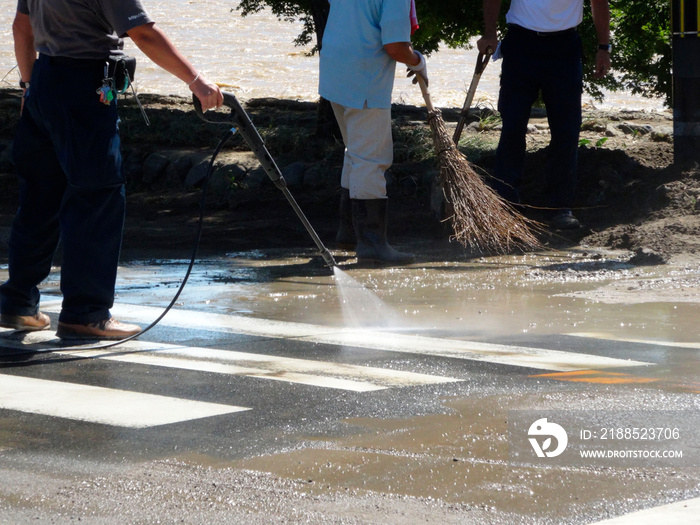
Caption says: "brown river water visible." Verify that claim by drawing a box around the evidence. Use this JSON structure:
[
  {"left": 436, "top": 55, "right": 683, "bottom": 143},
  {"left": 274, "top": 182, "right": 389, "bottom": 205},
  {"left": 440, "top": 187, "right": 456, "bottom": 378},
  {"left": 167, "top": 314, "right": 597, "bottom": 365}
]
[{"left": 1, "top": 0, "right": 664, "bottom": 112}]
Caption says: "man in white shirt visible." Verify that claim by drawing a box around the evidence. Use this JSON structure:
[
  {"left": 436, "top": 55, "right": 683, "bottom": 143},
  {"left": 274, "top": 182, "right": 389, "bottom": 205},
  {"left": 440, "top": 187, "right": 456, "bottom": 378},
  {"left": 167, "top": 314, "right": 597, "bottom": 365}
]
[{"left": 478, "top": 0, "right": 611, "bottom": 230}]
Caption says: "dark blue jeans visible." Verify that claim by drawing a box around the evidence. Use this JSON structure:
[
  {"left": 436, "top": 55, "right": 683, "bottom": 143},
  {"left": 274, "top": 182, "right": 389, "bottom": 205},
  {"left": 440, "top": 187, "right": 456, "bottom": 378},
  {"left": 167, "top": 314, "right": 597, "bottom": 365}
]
[
  {"left": 0, "top": 54, "right": 125, "bottom": 324},
  {"left": 493, "top": 25, "right": 583, "bottom": 210}
]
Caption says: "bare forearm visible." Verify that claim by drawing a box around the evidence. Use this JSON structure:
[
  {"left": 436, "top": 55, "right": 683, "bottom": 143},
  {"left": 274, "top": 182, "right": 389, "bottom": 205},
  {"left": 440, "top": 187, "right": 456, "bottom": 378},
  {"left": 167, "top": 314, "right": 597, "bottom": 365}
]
[
  {"left": 482, "top": 0, "right": 501, "bottom": 38},
  {"left": 383, "top": 42, "right": 420, "bottom": 66},
  {"left": 13, "top": 12, "right": 36, "bottom": 82},
  {"left": 591, "top": 0, "right": 611, "bottom": 78},
  {"left": 591, "top": 0, "right": 610, "bottom": 45},
  {"left": 127, "top": 22, "right": 198, "bottom": 84},
  {"left": 478, "top": 0, "right": 501, "bottom": 53},
  {"left": 127, "top": 21, "right": 222, "bottom": 111}
]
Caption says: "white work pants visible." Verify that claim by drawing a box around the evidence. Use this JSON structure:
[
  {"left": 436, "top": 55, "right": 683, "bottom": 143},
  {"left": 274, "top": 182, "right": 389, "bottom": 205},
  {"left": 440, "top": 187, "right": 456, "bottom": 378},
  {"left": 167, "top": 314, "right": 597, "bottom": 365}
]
[{"left": 331, "top": 102, "right": 393, "bottom": 199}]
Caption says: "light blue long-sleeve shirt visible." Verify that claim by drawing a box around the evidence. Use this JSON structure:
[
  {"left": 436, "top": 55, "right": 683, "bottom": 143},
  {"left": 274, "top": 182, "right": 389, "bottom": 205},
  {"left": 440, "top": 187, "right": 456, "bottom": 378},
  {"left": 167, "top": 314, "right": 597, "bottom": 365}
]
[{"left": 319, "top": 0, "right": 412, "bottom": 109}]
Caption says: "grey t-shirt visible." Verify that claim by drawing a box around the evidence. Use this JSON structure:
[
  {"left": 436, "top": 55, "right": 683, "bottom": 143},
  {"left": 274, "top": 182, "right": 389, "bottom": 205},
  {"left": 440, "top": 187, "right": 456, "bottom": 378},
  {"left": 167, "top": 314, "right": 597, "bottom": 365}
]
[{"left": 17, "top": 0, "right": 153, "bottom": 59}]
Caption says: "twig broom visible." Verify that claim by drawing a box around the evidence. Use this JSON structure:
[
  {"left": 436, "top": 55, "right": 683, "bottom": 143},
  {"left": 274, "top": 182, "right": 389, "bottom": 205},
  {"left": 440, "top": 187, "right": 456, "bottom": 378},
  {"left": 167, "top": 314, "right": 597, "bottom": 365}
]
[{"left": 416, "top": 76, "right": 543, "bottom": 253}]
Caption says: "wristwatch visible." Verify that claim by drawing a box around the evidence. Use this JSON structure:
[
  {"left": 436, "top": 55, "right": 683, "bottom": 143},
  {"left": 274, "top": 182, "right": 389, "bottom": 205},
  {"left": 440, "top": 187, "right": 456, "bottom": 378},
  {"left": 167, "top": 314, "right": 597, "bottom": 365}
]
[
  {"left": 598, "top": 44, "right": 611, "bottom": 52},
  {"left": 19, "top": 80, "right": 29, "bottom": 89}
]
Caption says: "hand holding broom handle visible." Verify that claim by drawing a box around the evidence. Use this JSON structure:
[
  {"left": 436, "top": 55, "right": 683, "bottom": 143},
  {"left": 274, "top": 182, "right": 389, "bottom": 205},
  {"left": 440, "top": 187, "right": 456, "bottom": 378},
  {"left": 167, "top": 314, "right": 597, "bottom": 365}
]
[{"left": 453, "top": 51, "right": 492, "bottom": 145}]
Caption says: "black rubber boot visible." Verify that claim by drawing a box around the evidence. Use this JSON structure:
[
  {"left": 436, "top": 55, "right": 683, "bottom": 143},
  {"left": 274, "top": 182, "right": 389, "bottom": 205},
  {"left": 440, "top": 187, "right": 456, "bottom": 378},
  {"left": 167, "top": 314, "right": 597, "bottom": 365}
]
[
  {"left": 335, "top": 188, "right": 356, "bottom": 248},
  {"left": 352, "top": 199, "right": 415, "bottom": 265}
]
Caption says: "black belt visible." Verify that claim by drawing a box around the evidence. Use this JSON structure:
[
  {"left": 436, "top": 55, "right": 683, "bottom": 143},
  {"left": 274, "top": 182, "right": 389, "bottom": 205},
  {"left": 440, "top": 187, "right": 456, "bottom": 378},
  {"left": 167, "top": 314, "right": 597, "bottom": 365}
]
[
  {"left": 41, "top": 54, "right": 109, "bottom": 68},
  {"left": 508, "top": 24, "right": 577, "bottom": 37}
]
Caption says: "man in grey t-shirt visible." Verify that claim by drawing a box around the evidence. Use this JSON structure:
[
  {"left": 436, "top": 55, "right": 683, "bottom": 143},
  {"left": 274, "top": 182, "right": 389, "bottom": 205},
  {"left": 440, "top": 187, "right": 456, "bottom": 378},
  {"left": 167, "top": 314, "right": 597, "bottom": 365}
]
[
  {"left": 17, "top": 0, "right": 151, "bottom": 59},
  {"left": 0, "top": 0, "right": 223, "bottom": 340}
]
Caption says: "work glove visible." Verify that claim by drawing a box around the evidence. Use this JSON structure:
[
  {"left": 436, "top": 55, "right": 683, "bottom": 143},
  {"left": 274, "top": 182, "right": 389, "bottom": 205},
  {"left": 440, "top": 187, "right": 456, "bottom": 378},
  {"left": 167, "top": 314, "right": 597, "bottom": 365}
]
[{"left": 406, "top": 51, "right": 428, "bottom": 87}]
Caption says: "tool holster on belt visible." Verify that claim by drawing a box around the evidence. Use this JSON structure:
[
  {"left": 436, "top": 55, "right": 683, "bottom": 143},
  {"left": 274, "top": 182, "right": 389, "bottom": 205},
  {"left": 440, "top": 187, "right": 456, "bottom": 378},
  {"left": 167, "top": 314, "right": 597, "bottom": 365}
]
[{"left": 108, "top": 55, "right": 136, "bottom": 93}]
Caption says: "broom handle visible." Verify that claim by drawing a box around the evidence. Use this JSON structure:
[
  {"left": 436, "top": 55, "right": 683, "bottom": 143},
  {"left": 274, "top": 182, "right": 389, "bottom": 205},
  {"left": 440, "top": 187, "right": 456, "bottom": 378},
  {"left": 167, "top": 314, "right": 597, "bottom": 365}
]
[
  {"left": 416, "top": 76, "right": 435, "bottom": 113},
  {"left": 453, "top": 51, "right": 492, "bottom": 144}
]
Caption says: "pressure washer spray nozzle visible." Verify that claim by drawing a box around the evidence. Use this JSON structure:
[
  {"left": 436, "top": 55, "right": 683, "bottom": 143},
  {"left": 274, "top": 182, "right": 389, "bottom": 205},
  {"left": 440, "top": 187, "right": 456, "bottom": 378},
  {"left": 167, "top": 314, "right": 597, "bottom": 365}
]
[{"left": 320, "top": 248, "right": 337, "bottom": 269}]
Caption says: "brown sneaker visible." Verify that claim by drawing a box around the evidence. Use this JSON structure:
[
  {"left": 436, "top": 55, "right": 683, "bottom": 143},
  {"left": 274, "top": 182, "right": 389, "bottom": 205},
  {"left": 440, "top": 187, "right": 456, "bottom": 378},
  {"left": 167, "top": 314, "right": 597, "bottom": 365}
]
[
  {"left": 0, "top": 312, "right": 51, "bottom": 332},
  {"left": 56, "top": 318, "right": 142, "bottom": 340}
]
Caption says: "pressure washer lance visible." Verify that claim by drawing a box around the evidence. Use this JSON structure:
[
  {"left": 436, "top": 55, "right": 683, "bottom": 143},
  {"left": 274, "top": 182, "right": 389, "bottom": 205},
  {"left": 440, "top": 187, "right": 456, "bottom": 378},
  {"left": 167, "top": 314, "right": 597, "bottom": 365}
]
[{"left": 193, "top": 92, "right": 336, "bottom": 269}]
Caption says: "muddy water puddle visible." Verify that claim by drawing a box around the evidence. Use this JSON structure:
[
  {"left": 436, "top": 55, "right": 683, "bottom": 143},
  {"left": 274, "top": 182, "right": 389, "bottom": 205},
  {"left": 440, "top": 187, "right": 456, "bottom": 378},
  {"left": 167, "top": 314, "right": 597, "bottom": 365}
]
[
  {"left": 207, "top": 393, "right": 699, "bottom": 520},
  {"left": 100, "top": 247, "right": 700, "bottom": 391},
  {"left": 105, "top": 247, "right": 700, "bottom": 343},
  {"left": 5, "top": 247, "right": 698, "bottom": 381}
]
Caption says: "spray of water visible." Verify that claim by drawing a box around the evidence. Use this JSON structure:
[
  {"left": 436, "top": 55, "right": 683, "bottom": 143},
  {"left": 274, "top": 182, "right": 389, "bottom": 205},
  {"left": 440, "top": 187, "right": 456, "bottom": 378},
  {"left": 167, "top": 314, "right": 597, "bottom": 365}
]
[{"left": 332, "top": 266, "right": 404, "bottom": 329}]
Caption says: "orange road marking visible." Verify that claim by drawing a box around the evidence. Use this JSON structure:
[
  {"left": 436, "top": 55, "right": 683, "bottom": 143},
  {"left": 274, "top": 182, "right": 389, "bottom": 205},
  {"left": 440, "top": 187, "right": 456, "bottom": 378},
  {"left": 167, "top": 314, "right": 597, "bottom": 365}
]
[{"left": 530, "top": 370, "right": 660, "bottom": 385}]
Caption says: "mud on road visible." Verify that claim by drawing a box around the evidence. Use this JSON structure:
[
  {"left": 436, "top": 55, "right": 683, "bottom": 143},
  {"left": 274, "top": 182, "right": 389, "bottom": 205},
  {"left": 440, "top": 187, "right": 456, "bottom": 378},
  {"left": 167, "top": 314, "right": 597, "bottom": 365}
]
[{"left": 1, "top": 88, "right": 698, "bottom": 265}]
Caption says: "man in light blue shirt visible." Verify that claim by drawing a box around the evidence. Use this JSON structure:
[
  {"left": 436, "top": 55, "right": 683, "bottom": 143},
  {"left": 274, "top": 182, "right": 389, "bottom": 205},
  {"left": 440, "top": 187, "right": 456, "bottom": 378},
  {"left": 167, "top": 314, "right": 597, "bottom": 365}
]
[{"left": 319, "top": 0, "right": 427, "bottom": 265}]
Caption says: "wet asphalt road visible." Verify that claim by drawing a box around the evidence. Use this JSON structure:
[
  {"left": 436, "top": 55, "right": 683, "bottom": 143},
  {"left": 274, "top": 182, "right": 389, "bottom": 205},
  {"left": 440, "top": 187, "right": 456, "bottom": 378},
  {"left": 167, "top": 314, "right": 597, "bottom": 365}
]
[{"left": 1, "top": 248, "right": 699, "bottom": 523}]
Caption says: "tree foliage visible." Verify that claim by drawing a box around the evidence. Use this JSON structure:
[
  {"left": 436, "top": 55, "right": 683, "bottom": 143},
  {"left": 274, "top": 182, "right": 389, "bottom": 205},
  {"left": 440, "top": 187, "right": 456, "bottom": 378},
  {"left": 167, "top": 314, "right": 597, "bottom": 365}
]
[
  {"left": 237, "top": 0, "right": 323, "bottom": 48},
  {"left": 235, "top": 0, "right": 673, "bottom": 106},
  {"left": 607, "top": 0, "right": 671, "bottom": 105},
  {"left": 235, "top": 0, "right": 485, "bottom": 52}
]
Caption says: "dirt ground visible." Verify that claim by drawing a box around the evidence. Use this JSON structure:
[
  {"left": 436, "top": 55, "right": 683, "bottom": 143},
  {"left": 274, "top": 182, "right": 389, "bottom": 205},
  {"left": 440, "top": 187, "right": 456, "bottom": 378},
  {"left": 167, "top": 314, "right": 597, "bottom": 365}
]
[{"left": 1, "top": 88, "right": 699, "bottom": 266}]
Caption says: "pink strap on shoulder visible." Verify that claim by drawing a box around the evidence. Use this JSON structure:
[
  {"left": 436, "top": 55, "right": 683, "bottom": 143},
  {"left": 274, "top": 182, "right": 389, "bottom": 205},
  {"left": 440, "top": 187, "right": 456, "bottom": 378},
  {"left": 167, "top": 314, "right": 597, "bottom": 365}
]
[{"left": 410, "top": 0, "right": 419, "bottom": 34}]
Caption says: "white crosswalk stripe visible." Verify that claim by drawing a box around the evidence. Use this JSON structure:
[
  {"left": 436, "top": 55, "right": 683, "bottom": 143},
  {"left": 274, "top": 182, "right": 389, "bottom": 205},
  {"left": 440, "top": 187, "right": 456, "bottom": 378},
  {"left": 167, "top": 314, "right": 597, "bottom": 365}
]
[
  {"left": 68, "top": 346, "right": 458, "bottom": 391},
  {"left": 0, "top": 331, "right": 460, "bottom": 392},
  {"left": 1, "top": 301, "right": 653, "bottom": 427},
  {"left": 567, "top": 332, "right": 700, "bottom": 349},
  {"left": 86, "top": 301, "right": 652, "bottom": 372},
  {"left": 0, "top": 374, "right": 249, "bottom": 428}
]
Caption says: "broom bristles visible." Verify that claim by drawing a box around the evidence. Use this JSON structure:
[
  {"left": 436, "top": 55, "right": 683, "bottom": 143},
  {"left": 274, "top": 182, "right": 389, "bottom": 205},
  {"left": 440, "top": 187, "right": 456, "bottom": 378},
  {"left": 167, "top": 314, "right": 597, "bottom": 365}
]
[{"left": 427, "top": 109, "right": 543, "bottom": 253}]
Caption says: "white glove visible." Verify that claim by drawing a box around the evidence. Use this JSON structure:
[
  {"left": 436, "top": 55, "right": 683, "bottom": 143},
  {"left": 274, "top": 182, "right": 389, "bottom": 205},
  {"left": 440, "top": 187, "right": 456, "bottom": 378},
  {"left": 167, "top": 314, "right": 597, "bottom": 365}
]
[
  {"left": 492, "top": 41, "right": 503, "bottom": 61},
  {"left": 406, "top": 51, "right": 428, "bottom": 86}
]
